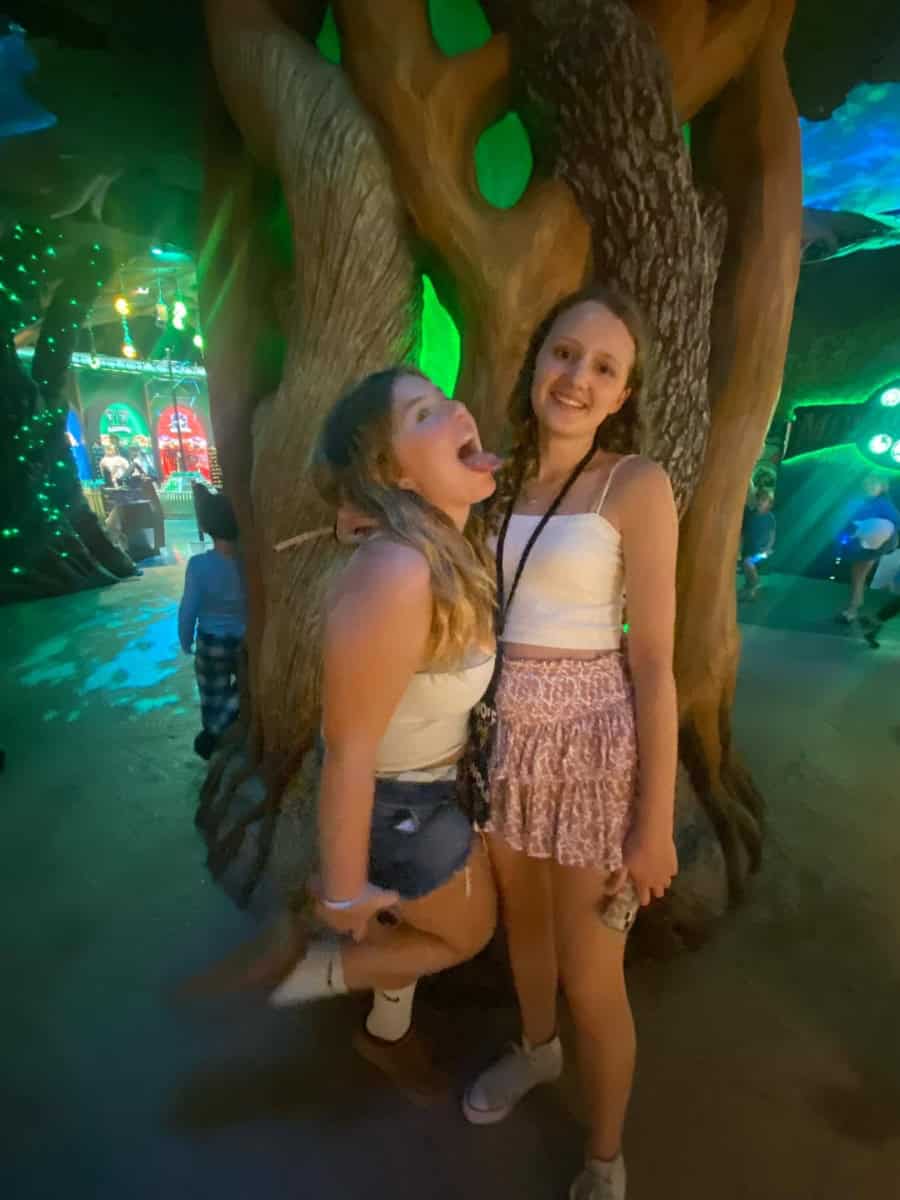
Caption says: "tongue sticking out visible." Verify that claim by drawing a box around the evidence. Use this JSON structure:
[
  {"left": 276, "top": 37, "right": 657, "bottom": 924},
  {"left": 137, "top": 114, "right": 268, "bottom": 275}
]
[{"left": 460, "top": 448, "right": 503, "bottom": 474}]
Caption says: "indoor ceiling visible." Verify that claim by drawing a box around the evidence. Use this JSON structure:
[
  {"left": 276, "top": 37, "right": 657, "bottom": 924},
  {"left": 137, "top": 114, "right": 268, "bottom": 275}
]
[{"left": 1, "top": 2, "right": 899, "bottom": 280}]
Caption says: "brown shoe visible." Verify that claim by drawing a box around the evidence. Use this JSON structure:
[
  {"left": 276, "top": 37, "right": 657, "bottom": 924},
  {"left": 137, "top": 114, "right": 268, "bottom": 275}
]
[{"left": 352, "top": 1025, "right": 450, "bottom": 1106}]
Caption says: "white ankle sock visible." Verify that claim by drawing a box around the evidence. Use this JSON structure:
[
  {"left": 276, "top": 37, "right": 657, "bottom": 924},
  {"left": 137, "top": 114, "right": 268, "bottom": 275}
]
[
  {"left": 365, "top": 982, "right": 416, "bottom": 1042},
  {"left": 269, "top": 938, "right": 347, "bottom": 1008}
]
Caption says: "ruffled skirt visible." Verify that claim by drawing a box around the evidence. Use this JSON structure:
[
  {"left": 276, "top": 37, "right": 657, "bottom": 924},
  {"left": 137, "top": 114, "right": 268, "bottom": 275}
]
[{"left": 485, "top": 653, "right": 638, "bottom": 871}]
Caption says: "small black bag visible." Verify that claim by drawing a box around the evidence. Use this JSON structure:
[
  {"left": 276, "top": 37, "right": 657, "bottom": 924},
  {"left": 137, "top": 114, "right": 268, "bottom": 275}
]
[{"left": 458, "top": 445, "right": 599, "bottom": 827}]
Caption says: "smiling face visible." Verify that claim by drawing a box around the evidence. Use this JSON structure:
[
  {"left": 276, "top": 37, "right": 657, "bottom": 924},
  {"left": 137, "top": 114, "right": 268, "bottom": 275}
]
[
  {"left": 389, "top": 373, "right": 497, "bottom": 524},
  {"left": 530, "top": 301, "right": 636, "bottom": 444}
]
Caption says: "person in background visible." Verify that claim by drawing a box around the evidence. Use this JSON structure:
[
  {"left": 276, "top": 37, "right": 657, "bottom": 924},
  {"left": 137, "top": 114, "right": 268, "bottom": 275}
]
[
  {"left": 127, "top": 444, "right": 156, "bottom": 482},
  {"left": 739, "top": 487, "right": 776, "bottom": 601},
  {"left": 99, "top": 437, "right": 130, "bottom": 486},
  {"left": 90, "top": 438, "right": 105, "bottom": 480},
  {"left": 860, "top": 542, "right": 900, "bottom": 649},
  {"left": 861, "top": 592, "right": 900, "bottom": 649},
  {"left": 178, "top": 485, "right": 247, "bottom": 759},
  {"left": 836, "top": 474, "right": 900, "bottom": 624}
]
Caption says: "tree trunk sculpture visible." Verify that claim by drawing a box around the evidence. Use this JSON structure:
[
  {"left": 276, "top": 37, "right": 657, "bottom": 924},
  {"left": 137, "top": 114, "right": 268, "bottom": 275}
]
[
  {"left": 0, "top": 232, "right": 137, "bottom": 604},
  {"left": 198, "top": 0, "right": 803, "bottom": 948}
]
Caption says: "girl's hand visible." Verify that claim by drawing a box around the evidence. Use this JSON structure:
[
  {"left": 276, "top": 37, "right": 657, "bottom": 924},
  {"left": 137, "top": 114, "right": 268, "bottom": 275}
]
[
  {"left": 622, "top": 825, "right": 678, "bottom": 907},
  {"left": 310, "top": 879, "right": 400, "bottom": 942},
  {"left": 334, "top": 504, "right": 379, "bottom": 545}
]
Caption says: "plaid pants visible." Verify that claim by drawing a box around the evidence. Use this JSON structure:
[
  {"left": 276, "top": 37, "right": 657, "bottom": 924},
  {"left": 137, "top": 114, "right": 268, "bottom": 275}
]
[{"left": 194, "top": 632, "right": 242, "bottom": 735}]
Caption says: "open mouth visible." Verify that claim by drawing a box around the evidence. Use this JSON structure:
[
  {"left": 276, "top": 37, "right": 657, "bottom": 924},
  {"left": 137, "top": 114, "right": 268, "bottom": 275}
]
[
  {"left": 457, "top": 434, "right": 482, "bottom": 462},
  {"left": 457, "top": 433, "right": 501, "bottom": 475}
]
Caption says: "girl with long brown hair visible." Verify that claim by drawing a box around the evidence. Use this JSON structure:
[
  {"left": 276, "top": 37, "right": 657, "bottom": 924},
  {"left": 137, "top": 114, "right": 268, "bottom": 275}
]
[
  {"left": 462, "top": 285, "right": 679, "bottom": 1200},
  {"left": 192, "top": 367, "right": 501, "bottom": 1087}
]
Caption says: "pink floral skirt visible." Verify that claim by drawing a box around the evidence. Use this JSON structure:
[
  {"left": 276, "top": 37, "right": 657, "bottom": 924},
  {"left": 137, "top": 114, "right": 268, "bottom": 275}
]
[{"left": 485, "top": 653, "right": 638, "bottom": 871}]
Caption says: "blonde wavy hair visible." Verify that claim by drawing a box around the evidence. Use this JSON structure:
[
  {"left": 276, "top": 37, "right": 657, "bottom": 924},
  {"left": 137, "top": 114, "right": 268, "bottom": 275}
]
[
  {"left": 312, "top": 367, "right": 496, "bottom": 668},
  {"left": 488, "top": 284, "right": 653, "bottom": 528}
]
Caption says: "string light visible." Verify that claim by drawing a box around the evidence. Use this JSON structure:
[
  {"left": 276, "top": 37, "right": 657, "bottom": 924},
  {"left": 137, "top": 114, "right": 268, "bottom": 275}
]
[{"left": 1, "top": 227, "right": 114, "bottom": 590}]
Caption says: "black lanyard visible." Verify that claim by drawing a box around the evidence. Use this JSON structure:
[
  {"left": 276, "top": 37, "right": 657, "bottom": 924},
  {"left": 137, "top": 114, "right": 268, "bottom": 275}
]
[{"left": 494, "top": 441, "right": 599, "bottom": 637}]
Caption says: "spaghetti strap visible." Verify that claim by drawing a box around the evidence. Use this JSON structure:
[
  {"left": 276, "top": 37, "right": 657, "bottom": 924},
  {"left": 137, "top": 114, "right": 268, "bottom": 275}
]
[{"left": 595, "top": 455, "right": 637, "bottom": 515}]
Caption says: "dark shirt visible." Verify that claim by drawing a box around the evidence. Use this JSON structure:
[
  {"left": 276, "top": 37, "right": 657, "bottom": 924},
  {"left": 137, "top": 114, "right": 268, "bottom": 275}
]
[{"left": 742, "top": 510, "right": 776, "bottom": 557}]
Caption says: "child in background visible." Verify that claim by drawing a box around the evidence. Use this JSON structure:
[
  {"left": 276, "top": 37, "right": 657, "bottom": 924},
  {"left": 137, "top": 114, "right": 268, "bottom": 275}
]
[
  {"left": 178, "top": 485, "right": 246, "bottom": 759},
  {"left": 836, "top": 474, "right": 900, "bottom": 624},
  {"left": 740, "top": 488, "right": 776, "bottom": 600}
]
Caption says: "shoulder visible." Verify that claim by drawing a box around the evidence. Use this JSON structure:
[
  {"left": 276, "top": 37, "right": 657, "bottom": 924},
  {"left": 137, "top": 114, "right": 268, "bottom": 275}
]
[
  {"left": 325, "top": 538, "right": 432, "bottom": 660},
  {"left": 614, "top": 457, "right": 677, "bottom": 543},
  {"left": 332, "top": 538, "right": 431, "bottom": 608},
  {"left": 615, "top": 456, "right": 673, "bottom": 508}
]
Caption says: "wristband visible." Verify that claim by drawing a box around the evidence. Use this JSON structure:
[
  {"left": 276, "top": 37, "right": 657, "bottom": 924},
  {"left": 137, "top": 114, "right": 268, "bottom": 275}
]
[{"left": 320, "top": 884, "right": 373, "bottom": 911}]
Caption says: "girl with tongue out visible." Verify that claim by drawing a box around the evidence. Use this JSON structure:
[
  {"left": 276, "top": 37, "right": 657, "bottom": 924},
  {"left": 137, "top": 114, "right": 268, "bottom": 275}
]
[
  {"left": 461, "top": 285, "right": 678, "bottom": 1200},
  {"left": 244, "top": 367, "right": 502, "bottom": 1089}
]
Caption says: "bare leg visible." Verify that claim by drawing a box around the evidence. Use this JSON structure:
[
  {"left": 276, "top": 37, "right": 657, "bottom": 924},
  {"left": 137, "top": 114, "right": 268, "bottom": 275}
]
[
  {"left": 486, "top": 834, "right": 558, "bottom": 1046},
  {"left": 552, "top": 861, "right": 635, "bottom": 1163},
  {"left": 340, "top": 837, "right": 496, "bottom": 991},
  {"left": 740, "top": 558, "right": 759, "bottom": 597},
  {"left": 847, "top": 559, "right": 875, "bottom": 616}
]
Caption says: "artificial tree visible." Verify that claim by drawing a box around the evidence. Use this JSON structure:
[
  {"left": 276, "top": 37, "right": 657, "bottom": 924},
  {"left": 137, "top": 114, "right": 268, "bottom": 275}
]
[
  {"left": 0, "top": 225, "right": 136, "bottom": 603},
  {"left": 197, "top": 0, "right": 802, "bottom": 945}
]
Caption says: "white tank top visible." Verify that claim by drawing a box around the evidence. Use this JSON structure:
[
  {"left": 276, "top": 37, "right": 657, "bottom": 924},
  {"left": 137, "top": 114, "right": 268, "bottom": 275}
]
[
  {"left": 490, "top": 457, "right": 632, "bottom": 652},
  {"left": 375, "top": 652, "right": 496, "bottom": 776}
]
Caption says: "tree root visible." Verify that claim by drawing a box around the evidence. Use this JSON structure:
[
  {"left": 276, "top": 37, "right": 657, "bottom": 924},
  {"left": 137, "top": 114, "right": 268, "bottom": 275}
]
[
  {"left": 679, "top": 716, "right": 763, "bottom": 906},
  {"left": 197, "top": 733, "right": 317, "bottom": 908}
]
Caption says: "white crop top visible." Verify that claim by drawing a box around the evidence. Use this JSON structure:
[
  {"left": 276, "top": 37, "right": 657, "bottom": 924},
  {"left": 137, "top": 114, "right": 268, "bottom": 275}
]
[
  {"left": 375, "top": 653, "right": 495, "bottom": 776},
  {"left": 490, "top": 458, "right": 632, "bottom": 652}
]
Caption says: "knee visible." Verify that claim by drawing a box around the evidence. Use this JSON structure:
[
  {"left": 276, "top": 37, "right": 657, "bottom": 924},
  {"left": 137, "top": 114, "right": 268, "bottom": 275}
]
[{"left": 561, "top": 961, "right": 629, "bottom": 1030}]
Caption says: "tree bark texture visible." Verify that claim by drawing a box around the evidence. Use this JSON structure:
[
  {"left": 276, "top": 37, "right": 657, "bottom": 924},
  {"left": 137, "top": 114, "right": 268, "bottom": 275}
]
[
  {"left": 675, "top": 0, "right": 803, "bottom": 907},
  {"left": 198, "top": 0, "right": 803, "bottom": 941}
]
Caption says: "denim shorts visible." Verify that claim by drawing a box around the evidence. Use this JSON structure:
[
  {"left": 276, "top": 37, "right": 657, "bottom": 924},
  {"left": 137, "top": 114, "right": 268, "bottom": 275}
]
[{"left": 369, "top": 776, "right": 474, "bottom": 901}]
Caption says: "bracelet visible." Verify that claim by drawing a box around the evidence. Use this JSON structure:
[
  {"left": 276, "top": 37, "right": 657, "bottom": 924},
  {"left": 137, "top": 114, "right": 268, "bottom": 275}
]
[{"left": 320, "top": 886, "right": 370, "bottom": 912}]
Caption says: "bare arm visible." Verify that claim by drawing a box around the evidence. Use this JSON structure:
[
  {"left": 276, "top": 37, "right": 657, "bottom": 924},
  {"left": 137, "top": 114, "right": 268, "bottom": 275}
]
[
  {"left": 620, "top": 460, "right": 680, "bottom": 903},
  {"left": 319, "top": 540, "right": 432, "bottom": 905}
]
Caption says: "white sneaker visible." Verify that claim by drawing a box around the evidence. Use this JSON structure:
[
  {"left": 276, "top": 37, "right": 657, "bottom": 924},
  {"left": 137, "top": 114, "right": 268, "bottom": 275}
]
[
  {"left": 570, "top": 1155, "right": 627, "bottom": 1200},
  {"left": 462, "top": 1036, "right": 563, "bottom": 1125}
]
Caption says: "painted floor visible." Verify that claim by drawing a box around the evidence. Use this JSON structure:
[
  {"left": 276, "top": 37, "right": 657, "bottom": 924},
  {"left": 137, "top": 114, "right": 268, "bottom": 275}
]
[{"left": 2, "top": 550, "right": 899, "bottom": 1199}]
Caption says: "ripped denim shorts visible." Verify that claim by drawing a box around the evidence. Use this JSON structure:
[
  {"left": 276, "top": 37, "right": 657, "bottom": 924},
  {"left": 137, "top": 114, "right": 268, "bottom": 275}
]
[{"left": 368, "top": 775, "right": 474, "bottom": 901}]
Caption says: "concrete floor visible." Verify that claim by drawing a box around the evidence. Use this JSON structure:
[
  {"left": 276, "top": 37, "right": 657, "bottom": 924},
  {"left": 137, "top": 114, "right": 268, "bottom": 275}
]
[{"left": 2, "top": 559, "right": 899, "bottom": 1199}]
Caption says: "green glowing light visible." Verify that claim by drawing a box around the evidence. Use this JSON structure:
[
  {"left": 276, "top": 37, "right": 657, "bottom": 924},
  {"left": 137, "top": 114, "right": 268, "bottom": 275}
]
[
  {"left": 428, "top": 0, "right": 491, "bottom": 54},
  {"left": 316, "top": 6, "right": 341, "bottom": 63},
  {"left": 868, "top": 433, "right": 893, "bottom": 455},
  {"left": 418, "top": 274, "right": 460, "bottom": 397},
  {"left": 193, "top": 334, "right": 204, "bottom": 349},
  {"left": 476, "top": 113, "right": 533, "bottom": 210},
  {"left": 880, "top": 387, "right": 900, "bottom": 408},
  {"left": 11, "top": 567, "right": 24, "bottom": 575}
]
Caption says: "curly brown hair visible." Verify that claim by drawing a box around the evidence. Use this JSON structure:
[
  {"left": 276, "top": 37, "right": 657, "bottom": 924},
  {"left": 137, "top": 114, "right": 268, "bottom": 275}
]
[{"left": 488, "top": 284, "right": 653, "bottom": 526}]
